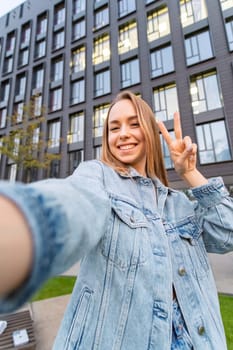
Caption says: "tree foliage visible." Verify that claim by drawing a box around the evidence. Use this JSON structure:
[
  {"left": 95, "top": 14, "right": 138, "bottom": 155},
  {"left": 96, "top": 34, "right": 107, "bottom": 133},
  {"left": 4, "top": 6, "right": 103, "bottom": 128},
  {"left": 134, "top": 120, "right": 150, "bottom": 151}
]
[{"left": 0, "top": 98, "right": 61, "bottom": 182}]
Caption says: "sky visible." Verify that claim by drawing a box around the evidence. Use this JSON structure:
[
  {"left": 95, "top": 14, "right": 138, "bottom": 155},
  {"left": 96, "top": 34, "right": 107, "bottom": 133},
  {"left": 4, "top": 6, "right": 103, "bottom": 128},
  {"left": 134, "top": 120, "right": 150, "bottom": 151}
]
[{"left": 0, "top": 0, "right": 26, "bottom": 18}]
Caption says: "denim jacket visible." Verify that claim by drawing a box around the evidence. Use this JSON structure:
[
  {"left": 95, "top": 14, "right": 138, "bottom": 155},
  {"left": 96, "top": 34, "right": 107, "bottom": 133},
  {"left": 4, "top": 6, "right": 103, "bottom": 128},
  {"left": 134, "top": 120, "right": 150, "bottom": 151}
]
[{"left": 0, "top": 160, "right": 233, "bottom": 350}]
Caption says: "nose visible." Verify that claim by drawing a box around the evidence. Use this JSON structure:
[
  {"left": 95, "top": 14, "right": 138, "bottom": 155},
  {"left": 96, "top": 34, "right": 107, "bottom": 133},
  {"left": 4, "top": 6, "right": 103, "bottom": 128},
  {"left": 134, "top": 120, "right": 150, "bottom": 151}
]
[{"left": 119, "top": 124, "right": 130, "bottom": 139}]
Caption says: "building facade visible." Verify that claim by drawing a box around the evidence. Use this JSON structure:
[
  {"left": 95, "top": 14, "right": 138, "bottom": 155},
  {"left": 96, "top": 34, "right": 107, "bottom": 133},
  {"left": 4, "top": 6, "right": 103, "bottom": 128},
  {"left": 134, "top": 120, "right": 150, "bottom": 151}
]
[{"left": 0, "top": 0, "right": 232, "bottom": 188}]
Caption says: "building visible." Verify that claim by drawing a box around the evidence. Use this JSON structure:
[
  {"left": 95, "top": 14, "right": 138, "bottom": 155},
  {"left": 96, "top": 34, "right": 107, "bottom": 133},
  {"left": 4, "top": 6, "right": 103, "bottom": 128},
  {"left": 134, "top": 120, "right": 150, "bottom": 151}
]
[{"left": 0, "top": 0, "right": 232, "bottom": 189}]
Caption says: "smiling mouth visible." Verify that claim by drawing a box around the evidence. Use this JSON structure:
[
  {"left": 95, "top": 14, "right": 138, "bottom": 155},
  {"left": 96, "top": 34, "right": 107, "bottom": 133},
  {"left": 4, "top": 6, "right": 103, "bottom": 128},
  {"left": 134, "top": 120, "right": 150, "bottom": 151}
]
[{"left": 118, "top": 144, "right": 136, "bottom": 150}]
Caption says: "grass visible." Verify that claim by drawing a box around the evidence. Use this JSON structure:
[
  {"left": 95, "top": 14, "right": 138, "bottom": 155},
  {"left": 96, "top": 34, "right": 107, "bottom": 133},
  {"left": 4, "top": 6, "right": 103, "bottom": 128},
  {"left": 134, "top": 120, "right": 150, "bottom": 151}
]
[
  {"left": 31, "top": 277, "right": 233, "bottom": 348},
  {"left": 31, "top": 276, "right": 76, "bottom": 302},
  {"left": 219, "top": 294, "right": 233, "bottom": 350}
]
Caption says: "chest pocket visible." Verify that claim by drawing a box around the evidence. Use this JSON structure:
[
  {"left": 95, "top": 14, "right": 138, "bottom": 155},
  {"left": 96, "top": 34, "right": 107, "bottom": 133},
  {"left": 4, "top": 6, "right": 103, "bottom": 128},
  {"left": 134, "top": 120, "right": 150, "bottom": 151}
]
[
  {"left": 101, "top": 196, "right": 149, "bottom": 271},
  {"left": 176, "top": 218, "right": 210, "bottom": 279}
]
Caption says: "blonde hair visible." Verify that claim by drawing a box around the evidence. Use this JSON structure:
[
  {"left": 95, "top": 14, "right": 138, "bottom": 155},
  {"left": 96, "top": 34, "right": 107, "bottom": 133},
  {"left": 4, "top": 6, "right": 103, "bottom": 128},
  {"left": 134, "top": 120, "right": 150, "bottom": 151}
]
[{"left": 101, "top": 91, "right": 168, "bottom": 186}]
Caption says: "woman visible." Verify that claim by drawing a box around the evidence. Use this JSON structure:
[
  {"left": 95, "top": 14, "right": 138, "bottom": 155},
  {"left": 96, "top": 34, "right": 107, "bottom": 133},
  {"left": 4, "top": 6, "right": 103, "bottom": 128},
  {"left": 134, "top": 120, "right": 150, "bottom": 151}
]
[{"left": 0, "top": 91, "right": 232, "bottom": 349}]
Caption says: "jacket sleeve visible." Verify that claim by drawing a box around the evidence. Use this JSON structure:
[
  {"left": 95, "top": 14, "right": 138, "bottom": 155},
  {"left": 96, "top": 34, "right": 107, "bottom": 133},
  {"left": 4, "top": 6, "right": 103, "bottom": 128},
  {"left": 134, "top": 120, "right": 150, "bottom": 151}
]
[
  {"left": 0, "top": 160, "right": 111, "bottom": 313},
  {"left": 191, "top": 177, "right": 233, "bottom": 253}
]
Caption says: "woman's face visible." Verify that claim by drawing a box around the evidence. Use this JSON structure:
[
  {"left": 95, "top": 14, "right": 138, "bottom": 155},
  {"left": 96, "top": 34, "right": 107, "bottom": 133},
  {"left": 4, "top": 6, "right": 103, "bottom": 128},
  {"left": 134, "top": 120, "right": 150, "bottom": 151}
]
[{"left": 108, "top": 99, "right": 147, "bottom": 176}]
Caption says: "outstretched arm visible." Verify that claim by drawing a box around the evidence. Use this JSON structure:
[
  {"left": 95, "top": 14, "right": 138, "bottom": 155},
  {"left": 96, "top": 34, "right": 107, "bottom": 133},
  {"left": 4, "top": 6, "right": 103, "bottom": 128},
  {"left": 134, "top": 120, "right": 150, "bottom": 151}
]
[
  {"left": 0, "top": 196, "right": 33, "bottom": 296},
  {"left": 157, "top": 112, "right": 208, "bottom": 187}
]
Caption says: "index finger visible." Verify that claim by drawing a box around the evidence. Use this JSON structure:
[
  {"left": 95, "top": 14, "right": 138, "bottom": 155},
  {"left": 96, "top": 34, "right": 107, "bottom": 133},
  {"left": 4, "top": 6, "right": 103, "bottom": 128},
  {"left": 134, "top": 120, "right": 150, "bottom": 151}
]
[
  {"left": 174, "top": 111, "right": 182, "bottom": 140},
  {"left": 157, "top": 120, "right": 172, "bottom": 146}
]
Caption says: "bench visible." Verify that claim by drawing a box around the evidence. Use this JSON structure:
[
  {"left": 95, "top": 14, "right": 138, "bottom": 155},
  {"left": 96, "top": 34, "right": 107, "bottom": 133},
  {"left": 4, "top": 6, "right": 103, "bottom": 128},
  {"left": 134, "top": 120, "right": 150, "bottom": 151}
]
[{"left": 0, "top": 310, "right": 36, "bottom": 349}]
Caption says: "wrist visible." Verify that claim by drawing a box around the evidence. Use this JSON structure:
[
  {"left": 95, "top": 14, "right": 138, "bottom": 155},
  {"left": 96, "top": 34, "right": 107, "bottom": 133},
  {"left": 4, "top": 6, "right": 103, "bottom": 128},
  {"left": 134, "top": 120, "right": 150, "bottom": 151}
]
[{"left": 181, "top": 169, "right": 208, "bottom": 188}]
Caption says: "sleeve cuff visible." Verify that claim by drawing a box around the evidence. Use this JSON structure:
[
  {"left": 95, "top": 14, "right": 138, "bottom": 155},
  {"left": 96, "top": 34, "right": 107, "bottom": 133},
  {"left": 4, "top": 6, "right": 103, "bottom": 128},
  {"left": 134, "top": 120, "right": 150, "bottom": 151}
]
[{"left": 191, "top": 177, "right": 229, "bottom": 208}]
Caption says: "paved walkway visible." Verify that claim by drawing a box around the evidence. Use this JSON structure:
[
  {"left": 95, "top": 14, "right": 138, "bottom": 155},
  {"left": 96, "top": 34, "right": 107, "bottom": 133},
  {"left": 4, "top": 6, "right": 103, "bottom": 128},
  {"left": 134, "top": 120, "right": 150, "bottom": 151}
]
[{"left": 7, "top": 252, "right": 233, "bottom": 349}]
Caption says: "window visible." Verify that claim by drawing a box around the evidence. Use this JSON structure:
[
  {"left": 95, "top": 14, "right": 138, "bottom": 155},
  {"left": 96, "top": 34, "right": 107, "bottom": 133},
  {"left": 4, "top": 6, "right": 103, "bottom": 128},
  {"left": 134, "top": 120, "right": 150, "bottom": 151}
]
[
  {"left": 8, "top": 164, "right": 18, "bottom": 182},
  {"left": 0, "top": 81, "right": 10, "bottom": 103},
  {"left": 153, "top": 83, "right": 179, "bottom": 121},
  {"left": 196, "top": 121, "right": 231, "bottom": 164},
  {"left": 50, "top": 88, "right": 62, "bottom": 111},
  {"left": 121, "top": 58, "right": 140, "bottom": 88},
  {"left": 54, "top": 3, "right": 65, "bottom": 26},
  {"left": 71, "top": 79, "right": 85, "bottom": 105},
  {"left": 94, "top": 70, "right": 111, "bottom": 97},
  {"left": 48, "top": 120, "right": 61, "bottom": 148},
  {"left": 185, "top": 30, "right": 213, "bottom": 65},
  {"left": 68, "top": 150, "right": 84, "bottom": 174},
  {"left": 37, "top": 12, "right": 48, "bottom": 35},
  {"left": 16, "top": 74, "right": 27, "bottom": 97},
  {"left": 21, "top": 22, "right": 31, "bottom": 46},
  {"left": 150, "top": 45, "right": 174, "bottom": 78},
  {"left": 71, "top": 46, "right": 86, "bottom": 73},
  {"left": 15, "top": 102, "right": 24, "bottom": 123},
  {"left": 72, "top": 19, "right": 86, "bottom": 41},
  {"left": 32, "top": 127, "right": 40, "bottom": 145},
  {"left": 94, "top": 146, "right": 102, "bottom": 159},
  {"left": 94, "top": 6, "right": 109, "bottom": 30},
  {"left": 0, "top": 109, "right": 7, "bottom": 128},
  {"left": 3, "top": 57, "right": 13, "bottom": 74},
  {"left": 53, "top": 30, "right": 65, "bottom": 50},
  {"left": 51, "top": 57, "right": 64, "bottom": 82},
  {"left": 33, "top": 66, "right": 44, "bottom": 89},
  {"left": 190, "top": 71, "right": 222, "bottom": 114},
  {"left": 34, "top": 95, "right": 43, "bottom": 116},
  {"left": 147, "top": 7, "right": 170, "bottom": 42},
  {"left": 73, "top": 0, "right": 86, "bottom": 15},
  {"left": 180, "top": 0, "right": 207, "bottom": 28},
  {"left": 220, "top": 0, "right": 233, "bottom": 11},
  {"left": 118, "top": 0, "right": 136, "bottom": 18},
  {"left": 0, "top": 138, "right": 2, "bottom": 162},
  {"left": 35, "top": 40, "right": 46, "bottom": 59},
  {"left": 67, "top": 112, "right": 84, "bottom": 143},
  {"left": 225, "top": 17, "right": 233, "bottom": 51},
  {"left": 93, "top": 104, "right": 109, "bottom": 137},
  {"left": 93, "top": 34, "right": 110, "bottom": 65},
  {"left": 18, "top": 48, "right": 29, "bottom": 67},
  {"left": 49, "top": 159, "right": 60, "bottom": 178},
  {"left": 6, "top": 31, "right": 16, "bottom": 53},
  {"left": 118, "top": 21, "right": 138, "bottom": 55},
  {"left": 160, "top": 131, "right": 174, "bottom": 169}
]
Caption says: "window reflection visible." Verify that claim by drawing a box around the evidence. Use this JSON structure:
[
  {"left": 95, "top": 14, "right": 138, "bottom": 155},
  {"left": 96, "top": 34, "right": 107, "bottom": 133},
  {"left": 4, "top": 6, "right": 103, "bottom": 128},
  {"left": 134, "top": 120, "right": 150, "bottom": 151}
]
[
  {"left": 147, "top": 7, "right": 170, "bottom": 42},
  {"left": 151, "top": 45, "right": 174, "bottom": 77},
  {"left": 118, "top": 21, "right": 138, "bottom": 55},
  {"left": 185, "top": 30, "right": 213, "bottom": 65},
  {"left": 220, "top": 0, "right": 233, "bottom": 11},
  {"left": 153, "top": 84, "right": 179, "bottom": 121},
  {"left": 196, "top": 121, "right": 231, "bottom": 164},
  {"left": 225, "top": 18, "right": 233, "bottom": 51},
  {"left": 180, "top": 0, "right": 207, "bottom": 27},
  {"left": 190, "top": 71, "right": 222, "bottom": 114}
]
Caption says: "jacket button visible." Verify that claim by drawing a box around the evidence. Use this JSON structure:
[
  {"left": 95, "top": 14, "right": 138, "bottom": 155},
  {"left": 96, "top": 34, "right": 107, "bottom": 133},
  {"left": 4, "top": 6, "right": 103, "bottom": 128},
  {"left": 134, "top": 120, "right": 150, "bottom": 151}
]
[
  {"left": 130, "top": 216, "right": 135, "bottom": 223},
  {"left": 197, "top": 325, "right": 205, "bottom": 335},
  {"left": 178, "top": 266, "right": 186, "bottom": 276}
]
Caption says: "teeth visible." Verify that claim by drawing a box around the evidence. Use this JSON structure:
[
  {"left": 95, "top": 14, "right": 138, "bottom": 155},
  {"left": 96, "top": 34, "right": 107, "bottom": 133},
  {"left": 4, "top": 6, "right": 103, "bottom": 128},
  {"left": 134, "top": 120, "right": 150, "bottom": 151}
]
[{"left": 120, "top": 145, "right": 135, "bottom": 150}]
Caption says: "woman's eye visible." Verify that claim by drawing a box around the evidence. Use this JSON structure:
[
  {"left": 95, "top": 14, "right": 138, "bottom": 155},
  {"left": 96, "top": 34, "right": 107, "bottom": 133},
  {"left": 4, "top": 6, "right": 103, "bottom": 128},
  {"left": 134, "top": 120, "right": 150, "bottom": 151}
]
[
  {"left": 110, "top": 127, "right": 119, "bottom": 131},
  {"left": 131, "top": 123, "right": 139, "bottom": 127}
]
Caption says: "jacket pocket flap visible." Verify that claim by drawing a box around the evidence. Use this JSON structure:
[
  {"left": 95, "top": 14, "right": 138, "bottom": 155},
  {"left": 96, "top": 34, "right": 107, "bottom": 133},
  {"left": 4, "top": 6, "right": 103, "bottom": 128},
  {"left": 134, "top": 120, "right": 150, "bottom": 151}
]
[
  {"left": 164, "top": 216, "right": 202, "bottom": 240},
  {"left": 111, "top": 197, "right": 148, "bottom": 228}
]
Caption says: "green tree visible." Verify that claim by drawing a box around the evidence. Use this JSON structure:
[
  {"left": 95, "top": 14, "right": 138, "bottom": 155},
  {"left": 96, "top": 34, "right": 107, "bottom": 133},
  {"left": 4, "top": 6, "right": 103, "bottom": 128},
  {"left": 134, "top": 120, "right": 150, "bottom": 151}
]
[{"left": 0, "top": 98, "right": 61, "bottom": 183}]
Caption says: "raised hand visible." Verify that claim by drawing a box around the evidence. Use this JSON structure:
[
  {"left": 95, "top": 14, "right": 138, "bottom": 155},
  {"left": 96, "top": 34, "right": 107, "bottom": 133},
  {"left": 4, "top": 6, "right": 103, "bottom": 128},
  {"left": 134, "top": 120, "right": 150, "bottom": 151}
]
[{"left": 157, "top": 112, "right": 208, "bottom": 187}]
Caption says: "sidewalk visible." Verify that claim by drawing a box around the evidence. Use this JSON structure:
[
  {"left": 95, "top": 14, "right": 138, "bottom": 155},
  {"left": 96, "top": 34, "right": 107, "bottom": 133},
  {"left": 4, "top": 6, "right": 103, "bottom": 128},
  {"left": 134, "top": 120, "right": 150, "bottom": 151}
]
[{"left": 12, "top": 252, "right": 233, "bottom": 349}]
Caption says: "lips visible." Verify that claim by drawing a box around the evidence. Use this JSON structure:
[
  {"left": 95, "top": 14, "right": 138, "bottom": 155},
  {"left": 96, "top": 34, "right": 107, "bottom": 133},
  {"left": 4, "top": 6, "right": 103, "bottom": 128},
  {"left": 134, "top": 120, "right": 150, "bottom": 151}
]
[{"left": 118, "top": 143, "right": 137, "bottom": 150}]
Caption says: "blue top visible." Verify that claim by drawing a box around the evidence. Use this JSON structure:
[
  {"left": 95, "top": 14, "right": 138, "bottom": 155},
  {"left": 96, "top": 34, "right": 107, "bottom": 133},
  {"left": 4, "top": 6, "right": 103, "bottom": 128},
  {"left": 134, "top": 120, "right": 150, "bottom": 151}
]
[{"left": 0, "top": 160, "right": 233, "bottom": 349}]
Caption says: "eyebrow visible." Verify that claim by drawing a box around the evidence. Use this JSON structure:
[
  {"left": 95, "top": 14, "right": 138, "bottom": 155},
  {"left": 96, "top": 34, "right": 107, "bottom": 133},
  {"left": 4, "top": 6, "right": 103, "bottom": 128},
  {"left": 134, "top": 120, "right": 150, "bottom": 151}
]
[{"left": 109, "top": 115, "right": 138, "bottom": 124}]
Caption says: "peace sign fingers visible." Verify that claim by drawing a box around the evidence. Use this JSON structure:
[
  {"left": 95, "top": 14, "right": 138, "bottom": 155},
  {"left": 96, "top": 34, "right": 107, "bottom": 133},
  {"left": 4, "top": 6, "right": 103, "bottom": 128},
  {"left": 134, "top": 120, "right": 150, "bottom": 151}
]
[
  {"left": 173, "top": 111, "right": 182, "bottom": 140},
  {"left": 156, "top": 111, "right": 182, "bottom": 148}
]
